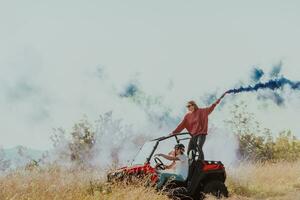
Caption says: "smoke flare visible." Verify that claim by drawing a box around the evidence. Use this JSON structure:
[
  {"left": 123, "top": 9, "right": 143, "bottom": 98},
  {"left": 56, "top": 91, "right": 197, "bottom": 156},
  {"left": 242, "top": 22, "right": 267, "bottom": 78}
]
[{"left": 227, "top": 77, "right": 300, "bottom": 94}]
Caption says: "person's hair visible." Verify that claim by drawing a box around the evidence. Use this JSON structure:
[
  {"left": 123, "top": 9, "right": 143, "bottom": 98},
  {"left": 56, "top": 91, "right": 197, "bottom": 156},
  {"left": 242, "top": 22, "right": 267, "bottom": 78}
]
[
  {"left": 179, "top": 149, "right": 184, "bottom": 154},
  {"left": 175, "top": 148, "right": 184, "bottom": 155},
  {"left": 175, "top": 144, "right": 185, "bottom": 155},
  {"left": 187, "top": 100, "right": 199, "bottom": 110}
]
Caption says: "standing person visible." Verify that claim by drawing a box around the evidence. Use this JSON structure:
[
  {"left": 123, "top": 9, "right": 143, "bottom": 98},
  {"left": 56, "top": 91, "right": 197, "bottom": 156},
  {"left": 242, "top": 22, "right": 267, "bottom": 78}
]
[{"left": 171, "top": 92, "right": 227, "bottom": 163}]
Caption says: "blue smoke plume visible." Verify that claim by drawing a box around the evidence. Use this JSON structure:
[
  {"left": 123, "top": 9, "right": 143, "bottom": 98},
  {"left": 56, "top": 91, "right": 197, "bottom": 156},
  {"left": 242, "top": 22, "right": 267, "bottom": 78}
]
[
  {"left": 202, "top": 92, "right": 218, "bottom": 105},
  {"left": 251, "top": 67, "right": 264, "bottom": 82},
  {"left": 247, "top": 65, "right": 286, "bottom": 106},
  {"left": 227, "top": 77, "right": 300, "bottom": 94},
  {"left": 257, "top": 92, "right": 285, "bottom": 106},
  {"left": 120, "top": 83, "right": 139, "bottom": 97},
  {"left": 270, "top": 62, "right": 282, "bottom": 78}
]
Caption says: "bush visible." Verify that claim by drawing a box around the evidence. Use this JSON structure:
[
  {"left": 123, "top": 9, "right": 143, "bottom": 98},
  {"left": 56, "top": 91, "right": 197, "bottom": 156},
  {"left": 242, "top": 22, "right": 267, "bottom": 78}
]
[
  {"left": 225, "top": 102, "right": 300, "bottom": 162},
  {"left": 69, "top": 120, "right": 96, "bottom": 164},
  {"left": 51, "top": 118, "right": 96, "bottom": 167},
  {"left": 273, "top": 131, "right": 300, "bottom": 161},
  {"left": 50, "top": 111, "right": 138, "bottom": 168}
]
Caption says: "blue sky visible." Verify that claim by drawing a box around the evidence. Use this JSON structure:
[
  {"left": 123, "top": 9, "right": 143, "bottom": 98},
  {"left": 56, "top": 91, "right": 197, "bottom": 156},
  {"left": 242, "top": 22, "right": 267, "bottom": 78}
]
[{"left": 1, "top": 0, "right": 300, "bottom": 150}]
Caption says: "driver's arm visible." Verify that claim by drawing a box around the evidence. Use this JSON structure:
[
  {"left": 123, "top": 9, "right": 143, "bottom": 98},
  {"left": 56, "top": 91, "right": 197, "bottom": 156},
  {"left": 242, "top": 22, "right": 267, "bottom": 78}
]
[
  {"left": 157, "top": 154, "right": 179, "bottom": 161},
  {"left": 165, "top": 161, "right": 176, "bottom": 170}
]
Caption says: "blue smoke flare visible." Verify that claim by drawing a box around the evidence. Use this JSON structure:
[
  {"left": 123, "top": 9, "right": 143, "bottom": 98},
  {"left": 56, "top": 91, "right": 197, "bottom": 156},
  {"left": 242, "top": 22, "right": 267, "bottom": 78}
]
[{"left": 227, "top": 77, "right": 300, "bottom": 94}]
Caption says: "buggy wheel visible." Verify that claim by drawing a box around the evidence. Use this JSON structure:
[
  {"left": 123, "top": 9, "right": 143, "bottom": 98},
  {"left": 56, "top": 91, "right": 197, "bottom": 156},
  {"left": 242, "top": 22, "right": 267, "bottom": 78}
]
[
  {"left": 203, "top": 180, "right": 228, "bottom": 198},
  {"left": 167, "top": 187, "right": 192, "bottom": 200}
]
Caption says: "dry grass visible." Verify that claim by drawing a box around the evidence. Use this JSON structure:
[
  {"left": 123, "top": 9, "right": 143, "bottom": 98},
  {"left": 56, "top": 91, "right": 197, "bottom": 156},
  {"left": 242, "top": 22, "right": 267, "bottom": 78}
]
[
  {"left": 226, "top": 161, "right": 300, "bottom": 199},
  {"left": 0, "top": 161, "right": 300, "bottom": 200},
  {"left": 0, "top": 165, "right": 168, "bottom": 200}
]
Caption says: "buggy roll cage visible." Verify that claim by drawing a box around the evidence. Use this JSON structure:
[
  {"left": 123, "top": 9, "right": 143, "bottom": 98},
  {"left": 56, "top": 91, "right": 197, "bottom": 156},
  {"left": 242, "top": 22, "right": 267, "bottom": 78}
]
[{"left": 145, "top": 132, "right": 191, "bottom": 164}]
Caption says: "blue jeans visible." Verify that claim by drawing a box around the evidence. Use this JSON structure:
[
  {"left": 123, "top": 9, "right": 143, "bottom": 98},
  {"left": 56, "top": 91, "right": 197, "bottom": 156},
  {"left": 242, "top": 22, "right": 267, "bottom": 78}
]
[{"left": 156, "top": 173, "right": 184, "bottom": 189}]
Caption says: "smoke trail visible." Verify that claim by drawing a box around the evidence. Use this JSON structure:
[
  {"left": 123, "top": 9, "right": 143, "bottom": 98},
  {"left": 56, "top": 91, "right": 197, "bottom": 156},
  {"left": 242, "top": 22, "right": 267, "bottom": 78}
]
[
  {"left": 202, "top": 92, "right": 218, "bottom": 105},
  {"left": 270, "top": 63, "right": 282, "bottom": 78},
  {"left": 251, "top": 67, "right": 264, "bottom": 82},
  {"left": 120, "top": 83, "right": 139, "bottom": 97},
  {"left": 249, "top": 65, "right": 285, "bottom": 106},
  {"left": 257, "top": 91, "right": 286, "bottom": 106},
  {"left": 227, "top": 77, "right": 300, "bottom": 94},
  {"left": 202, "top": 65, "right": 287, "bottom": 106}
]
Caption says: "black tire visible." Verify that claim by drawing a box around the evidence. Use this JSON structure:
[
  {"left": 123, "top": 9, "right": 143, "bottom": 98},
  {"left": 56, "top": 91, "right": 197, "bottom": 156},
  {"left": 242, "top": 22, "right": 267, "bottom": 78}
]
[
  {"left": 203, "top": 180, "right": 228, "bottom": 198},
  {"left": 167, "top": 187, "right": 193, "bottom": 200}
]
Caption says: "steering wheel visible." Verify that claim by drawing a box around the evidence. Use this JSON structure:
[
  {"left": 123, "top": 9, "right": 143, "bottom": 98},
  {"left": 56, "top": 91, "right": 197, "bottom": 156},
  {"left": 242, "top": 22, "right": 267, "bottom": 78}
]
[{"left": 154, "top": 157, "right": 166, "bottom": 170}]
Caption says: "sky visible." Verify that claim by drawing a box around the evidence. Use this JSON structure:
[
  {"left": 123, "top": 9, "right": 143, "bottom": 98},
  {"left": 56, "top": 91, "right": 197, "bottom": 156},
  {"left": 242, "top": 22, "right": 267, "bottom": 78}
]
[{"left": 1, "top": 0, "right": 300, "bottom": 153}]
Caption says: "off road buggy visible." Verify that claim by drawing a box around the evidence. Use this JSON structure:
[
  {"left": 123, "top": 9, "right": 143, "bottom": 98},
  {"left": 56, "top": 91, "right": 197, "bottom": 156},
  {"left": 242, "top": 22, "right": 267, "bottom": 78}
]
[{"left": 107, "top": 133, "right": 228, "bottom": 199}]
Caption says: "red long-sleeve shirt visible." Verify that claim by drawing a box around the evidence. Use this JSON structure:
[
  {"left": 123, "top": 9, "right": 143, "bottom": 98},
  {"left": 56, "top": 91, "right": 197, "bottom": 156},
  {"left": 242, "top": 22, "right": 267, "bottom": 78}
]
[{"left": 172, "top": 98, "right": 221, "bottom": 136}]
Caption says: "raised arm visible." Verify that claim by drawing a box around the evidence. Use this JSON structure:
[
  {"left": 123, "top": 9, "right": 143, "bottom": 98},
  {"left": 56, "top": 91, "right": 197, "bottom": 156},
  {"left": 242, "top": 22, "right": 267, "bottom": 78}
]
[
  {"left": 171, "top": 116, "right": 187, "bottom": 135},
  {"left": 206, "top": 92, "right": 227, "bottom": 115}
]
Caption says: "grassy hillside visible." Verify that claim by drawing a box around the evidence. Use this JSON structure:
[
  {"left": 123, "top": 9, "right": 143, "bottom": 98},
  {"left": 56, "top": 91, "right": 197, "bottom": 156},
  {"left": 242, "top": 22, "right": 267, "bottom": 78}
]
[
  {"left": 2, "top": 104, "right": 299, "bottom": 200},
  {"left": 1, "top": 161, "right": 300, "bottom": 200}
]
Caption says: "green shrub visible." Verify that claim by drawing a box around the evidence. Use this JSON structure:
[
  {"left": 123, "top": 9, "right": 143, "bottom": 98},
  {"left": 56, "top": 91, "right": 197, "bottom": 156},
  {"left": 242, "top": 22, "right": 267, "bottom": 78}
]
[
  {"left": 273, "top": 131, "right": 300, "bottom": 161},
  {"left": 225, "top": 102, "right": 300, "bottom": 162},
  {"left": 69, "top": 119, "right": 96, "bottom": 164},
  {"left": 51, "top": 118, "right": 96, "bottom": 166}
]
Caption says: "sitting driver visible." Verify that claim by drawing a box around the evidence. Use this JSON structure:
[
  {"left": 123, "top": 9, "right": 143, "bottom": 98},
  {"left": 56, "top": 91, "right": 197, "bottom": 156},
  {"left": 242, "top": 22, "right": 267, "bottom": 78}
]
[{"left": 154, "top": 143, "right": 188, "bottom": 190}]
